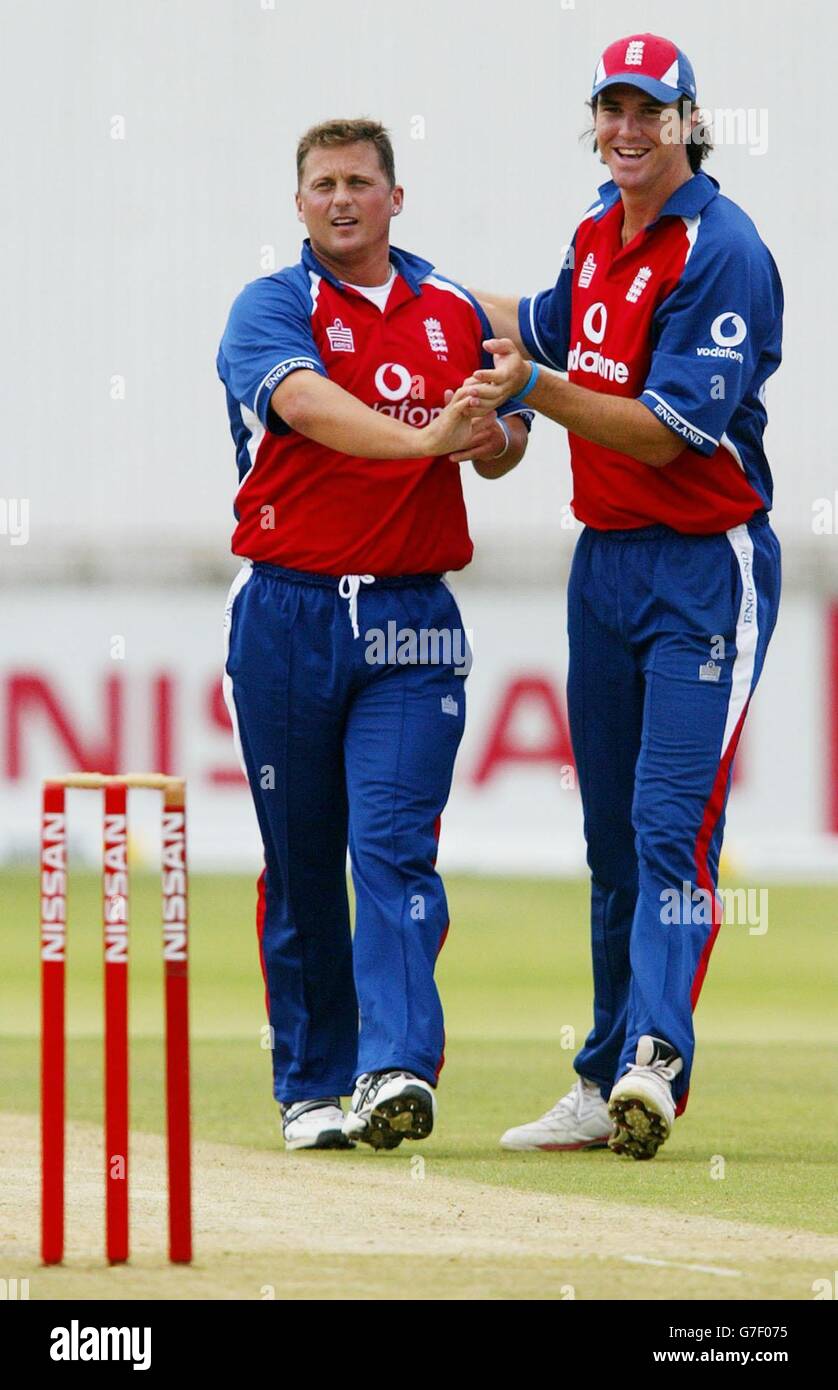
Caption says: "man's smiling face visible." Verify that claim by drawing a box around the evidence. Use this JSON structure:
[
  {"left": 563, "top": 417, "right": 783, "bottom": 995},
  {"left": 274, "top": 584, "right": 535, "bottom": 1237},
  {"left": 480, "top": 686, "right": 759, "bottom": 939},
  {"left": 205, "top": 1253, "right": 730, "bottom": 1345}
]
[
  {"left": 295, "top": 142, "right": 403, "bottom": 267},
  {"left": 595, "top": 84, "right": 691, "bottom": 192}
]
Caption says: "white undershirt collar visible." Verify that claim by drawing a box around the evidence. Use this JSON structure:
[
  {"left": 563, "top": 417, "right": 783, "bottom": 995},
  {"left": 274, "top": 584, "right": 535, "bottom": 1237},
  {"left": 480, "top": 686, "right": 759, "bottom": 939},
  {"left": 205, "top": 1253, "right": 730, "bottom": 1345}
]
[{"left": 342, "top": 263, "right": 397, "bottom": 312}]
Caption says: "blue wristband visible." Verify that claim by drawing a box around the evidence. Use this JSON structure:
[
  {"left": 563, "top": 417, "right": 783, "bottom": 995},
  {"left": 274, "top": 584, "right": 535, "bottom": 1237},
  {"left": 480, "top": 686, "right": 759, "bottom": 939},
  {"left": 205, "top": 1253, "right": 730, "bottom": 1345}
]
[{"left": 518, "top": 361, "right": 541, "bottom": 401}]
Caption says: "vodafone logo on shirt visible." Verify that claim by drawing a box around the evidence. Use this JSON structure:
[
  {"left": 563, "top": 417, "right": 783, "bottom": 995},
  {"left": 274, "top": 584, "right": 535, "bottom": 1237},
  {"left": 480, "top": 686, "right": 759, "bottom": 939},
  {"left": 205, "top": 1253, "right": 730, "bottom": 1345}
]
[
  {"left": 567, "top": 302, "right": 630, "bottom": 384},
  {"left": 372, "top": 361, "right": 448, "bottom": 424},
  {"left": 695, "top": 311, "right": 748, "bottom": 364},
  {"left": 374, "top": 362, "right": 413, "bottom": 400}
]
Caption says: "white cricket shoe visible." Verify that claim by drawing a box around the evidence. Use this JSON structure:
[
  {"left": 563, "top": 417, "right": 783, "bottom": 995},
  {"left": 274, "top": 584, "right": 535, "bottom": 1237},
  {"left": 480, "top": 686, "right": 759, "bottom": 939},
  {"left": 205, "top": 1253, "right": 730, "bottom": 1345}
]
[
  {"left": 281, "top": 1097, "right": 354, "bottom": 1150},
  {"left": 343, "top": 1071, "right": 436, "bottom": 1150},
  {"left": 500, "top": 1076, "right": 613, "bottom": 1151},
  {"left": 608, "top": 1035, "right": 683, "bottom": 1161}
]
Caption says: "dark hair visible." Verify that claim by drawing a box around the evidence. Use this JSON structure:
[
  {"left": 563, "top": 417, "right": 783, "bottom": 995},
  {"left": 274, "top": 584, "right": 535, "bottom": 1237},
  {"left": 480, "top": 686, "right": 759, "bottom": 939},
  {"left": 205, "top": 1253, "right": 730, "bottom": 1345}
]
[
  {"left": 296, "top": 118, "right": 396, "bottom": 188},
  {"left": 584, "top": 95, "right": 713, "bottom": 173}
]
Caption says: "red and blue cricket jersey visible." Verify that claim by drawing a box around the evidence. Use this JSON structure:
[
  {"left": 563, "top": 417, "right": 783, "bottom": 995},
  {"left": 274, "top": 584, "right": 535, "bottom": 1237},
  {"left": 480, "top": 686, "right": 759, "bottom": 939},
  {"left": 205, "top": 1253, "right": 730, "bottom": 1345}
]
[
  {"left": 520, "top": 168, "right": 784, "bottom": 1110},
  {"left": 519, "top": 172, "right": 783, "bottom": 533},
  {"left": 217, "top": 241, "right": 531, "bottom": 576},
  {"left": 217, "top": 242, "right": 529, "bottom": 1098}
]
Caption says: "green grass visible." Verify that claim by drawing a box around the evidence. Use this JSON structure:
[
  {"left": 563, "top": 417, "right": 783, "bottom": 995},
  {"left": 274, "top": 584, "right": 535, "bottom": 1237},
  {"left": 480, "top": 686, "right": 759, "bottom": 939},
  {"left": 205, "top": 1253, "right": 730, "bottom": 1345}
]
[{"left": 3, "top": 870, "right": 837, "bottom": 1235}]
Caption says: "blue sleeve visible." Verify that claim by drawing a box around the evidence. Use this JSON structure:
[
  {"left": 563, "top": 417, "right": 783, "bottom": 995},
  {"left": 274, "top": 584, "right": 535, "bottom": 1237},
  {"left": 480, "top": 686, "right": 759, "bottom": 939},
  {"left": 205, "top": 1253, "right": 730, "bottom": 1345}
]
[
  {"left": 216, "top": 273, "right": 327, "bottom": 431},
  {"left": 638, "top": 232, "right": 784, "bottom": 456},
  {"left": 469, "top": 291, "right": 534, "bottom": 429},
  {"left": 518, "top": 236, "right": 575, "bottom": 372}
]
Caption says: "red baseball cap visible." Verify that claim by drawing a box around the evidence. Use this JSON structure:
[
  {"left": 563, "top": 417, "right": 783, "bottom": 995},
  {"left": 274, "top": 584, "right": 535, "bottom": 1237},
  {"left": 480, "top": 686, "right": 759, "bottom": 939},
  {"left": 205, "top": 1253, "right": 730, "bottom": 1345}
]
[{"left": 592, "top": 33, "right": 697, "bottom": 104}]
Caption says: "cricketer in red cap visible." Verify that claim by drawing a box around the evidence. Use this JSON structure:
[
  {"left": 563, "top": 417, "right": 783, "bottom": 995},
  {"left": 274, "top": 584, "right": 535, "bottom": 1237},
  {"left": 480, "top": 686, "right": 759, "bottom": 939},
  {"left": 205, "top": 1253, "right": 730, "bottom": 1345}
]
[{"left": 468, "top": 34, "right": 784, "bottom": 1162}]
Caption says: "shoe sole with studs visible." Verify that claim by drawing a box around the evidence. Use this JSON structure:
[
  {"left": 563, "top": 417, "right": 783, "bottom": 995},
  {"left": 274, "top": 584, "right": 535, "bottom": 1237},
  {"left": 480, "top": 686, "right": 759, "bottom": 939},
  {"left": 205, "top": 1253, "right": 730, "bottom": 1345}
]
[
  {"left": 608, "top": 1095, "right": 670, "bottom": 1161},
  {"left": 355, "top": 1085, "right": 435, "bottom": 1150}
]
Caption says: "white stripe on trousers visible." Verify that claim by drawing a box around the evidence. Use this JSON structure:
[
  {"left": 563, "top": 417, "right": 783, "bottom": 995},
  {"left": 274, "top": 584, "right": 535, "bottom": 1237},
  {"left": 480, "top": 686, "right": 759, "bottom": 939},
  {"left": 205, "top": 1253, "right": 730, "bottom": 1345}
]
[
  {"left": 722, "top": 524, "right": 759, "bottom": 756},
  {"left": 222, "top": 561, "right": 254, "bottom": 778}
]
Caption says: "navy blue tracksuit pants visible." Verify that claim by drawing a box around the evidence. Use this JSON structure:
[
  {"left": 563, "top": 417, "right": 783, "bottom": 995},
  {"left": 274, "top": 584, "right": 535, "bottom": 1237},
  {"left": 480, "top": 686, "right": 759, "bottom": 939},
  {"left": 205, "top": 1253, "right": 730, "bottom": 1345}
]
[
  {"left": 223, "top": 562, "right": 468, "bottom": 1104},
  {"left": 568, "top": 514, "right": 781, "bottom": 1111}
]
